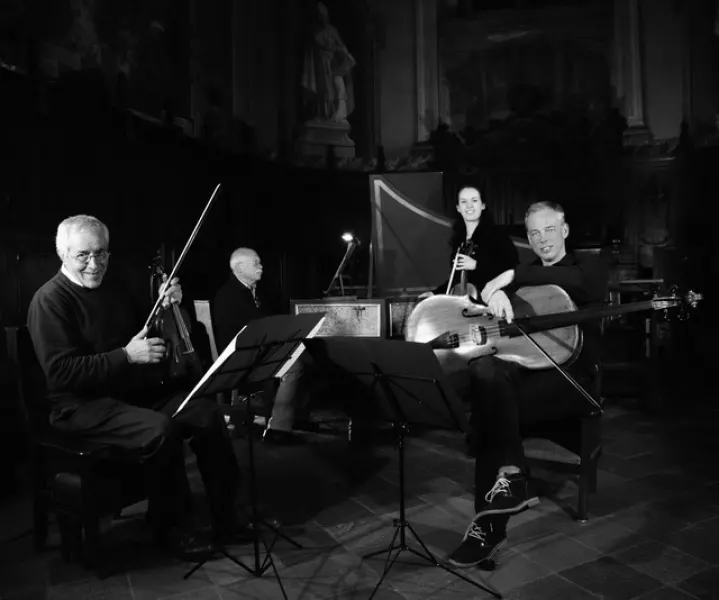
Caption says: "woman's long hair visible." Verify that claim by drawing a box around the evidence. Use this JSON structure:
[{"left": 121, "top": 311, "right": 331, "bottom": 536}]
[{"left": 449, "top": 185, "right": 498, "bottom": 250}]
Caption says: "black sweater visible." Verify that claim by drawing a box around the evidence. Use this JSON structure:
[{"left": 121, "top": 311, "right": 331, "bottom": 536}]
[
  {"left": 434, "top": 222, "right": 519, "bottom": 295},
  {"left": 27, "top": 271, "right": 162, "bottom": 414}
]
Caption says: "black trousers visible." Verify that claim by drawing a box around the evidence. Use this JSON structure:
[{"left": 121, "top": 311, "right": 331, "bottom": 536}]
[
  {"left": 50, "top": 388, "right": 243, "bottom": 531},
  {"left": 450, "top": 356, "right": 596, "bottom": 513}
]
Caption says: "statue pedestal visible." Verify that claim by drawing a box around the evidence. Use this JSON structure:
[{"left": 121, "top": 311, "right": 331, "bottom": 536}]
[{"left": 296, "top": 119, "right": 355, "bottom": 159}]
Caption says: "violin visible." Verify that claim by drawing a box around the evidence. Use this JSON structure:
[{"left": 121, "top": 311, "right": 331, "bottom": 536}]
[
  {"left": 446, "top": 240, "right": 479, "bottom": 299},
  {"left": 148, "top": 251, "right": 205, "bottom": 385},
  {"left": 142, "top": 183, "right": 222, "bottom": 386}
]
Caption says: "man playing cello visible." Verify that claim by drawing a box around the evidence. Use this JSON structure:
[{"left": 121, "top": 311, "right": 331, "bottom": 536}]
[{"left": 441, "top": 201, "right": 608, "bottom": 567}]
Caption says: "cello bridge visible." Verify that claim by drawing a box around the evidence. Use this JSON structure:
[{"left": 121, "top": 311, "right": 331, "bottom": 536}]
[{"left": 470, "top": 325, "right": 487, "bottom": 346}]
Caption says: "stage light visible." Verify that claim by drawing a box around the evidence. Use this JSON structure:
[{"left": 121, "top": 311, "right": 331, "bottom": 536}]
[{"left": 342, "top": 232, "right": 354, "bottom": 243}]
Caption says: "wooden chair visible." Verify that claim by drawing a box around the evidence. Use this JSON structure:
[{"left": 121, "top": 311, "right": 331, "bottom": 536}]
[
  {"left": 193, "top": 300, "right": 219, "bottom": 362},
  {"left": 5, "top": 326, "right": 147, "bottom": 567},
  {"left": 522, "top": 320, "right": 606, "bottom": 523}
]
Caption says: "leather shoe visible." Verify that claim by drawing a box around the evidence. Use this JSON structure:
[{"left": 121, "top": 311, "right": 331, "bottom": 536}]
[
  {"left": 262, "top": 429, "right": 305, "bottom": 445},
  {"left": 155, "top": 527, "right": 216, "bottom": 561}
]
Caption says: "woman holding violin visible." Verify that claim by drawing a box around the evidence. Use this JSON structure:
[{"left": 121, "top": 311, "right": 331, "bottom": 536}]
[
  {"left": 415, "top": 184, "right": 519, "bottom": 406},
  {"left": 419, "top": 185, "right": 519, "bottom": 301}
]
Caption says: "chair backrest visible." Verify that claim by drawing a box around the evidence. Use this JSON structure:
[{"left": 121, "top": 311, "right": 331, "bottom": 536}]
[
  {"left": 5, "top": 325, "right": 51, "bottom": 437},
  {"left": 193, "top": 300, "right": 219, "bottom": 362}
]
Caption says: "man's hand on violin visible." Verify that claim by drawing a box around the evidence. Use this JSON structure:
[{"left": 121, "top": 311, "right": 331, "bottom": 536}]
[
  {"left": 455, "top": 254, "right": 477, "bottom": 271},
  {"left": 124, "top": 327, "right": 167, "bottom": 364},
  {"left": 487, "top": 290, "right": 514, "bottom": 323},
  {"left": 160, "top": 276, "right": 183, "bottom": 309},
  {"left": 481, "top": 269, "right": 515, "bottom": 303}
]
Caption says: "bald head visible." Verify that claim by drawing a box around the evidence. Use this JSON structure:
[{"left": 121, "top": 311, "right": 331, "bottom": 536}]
[{"left": 230, "top": 247, "right": 263, "bottom": 284}]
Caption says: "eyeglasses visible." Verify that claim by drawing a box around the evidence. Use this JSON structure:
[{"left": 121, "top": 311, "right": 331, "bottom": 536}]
[{"left": 69, "top": 250, "right": 111, "bottom": 265}]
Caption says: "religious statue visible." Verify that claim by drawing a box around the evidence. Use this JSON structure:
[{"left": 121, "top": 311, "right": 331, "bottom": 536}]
[{"left": 301, "top": 2, "right": 356, "bottom": 123}]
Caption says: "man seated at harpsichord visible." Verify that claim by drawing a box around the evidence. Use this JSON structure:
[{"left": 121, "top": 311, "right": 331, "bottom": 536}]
[
  {"left": 211, "top": 247, "right": 313, "bottom": 444},
  {"left": 446, "top": 201, "right": 608, "bottom": 567}
]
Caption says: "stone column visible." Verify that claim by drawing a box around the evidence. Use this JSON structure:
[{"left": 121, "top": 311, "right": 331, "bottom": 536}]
[
  {"left": 612, "top": 0, "right": 650, "bottom": 144},
  {"left": 415, "top": 0, "right": 440, "bottom": 141}
]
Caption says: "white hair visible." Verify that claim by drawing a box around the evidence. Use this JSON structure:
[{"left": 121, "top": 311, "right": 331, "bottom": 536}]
[
  {"left": 55, "top": 215, "right": 109, "bottom": 259},
  {"left": 524, "top": 201, "right": 566, "bottom": 229},
  {"left": 229, "top": 247, "right": 257, "bottom": 271}
]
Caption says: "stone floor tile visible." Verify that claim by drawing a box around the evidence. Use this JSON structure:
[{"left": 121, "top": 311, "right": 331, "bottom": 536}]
[
  {"left": 606, "top": 502, "right": 691, "bottom": 540},
  {"left": 611, "top": 540, "right": 711, "bottom": 585},
  {"left": 128, "top": 563, "right": 214, "bottom": 600},
  {"left": 313, "top": 498, "right": 376, "bottom": 528},
  {"left": 663, "top": 517, "right": 719, "bottom": 564},
  {"left": 505, "top": 573, "right": 600, "bottom": 599},
  {"left": 599, "top": 452, "right": 679, "bottom": 480},
  {"left": 647, "top": 496, "right": 719, "bottom": 528},
  {"left": 633, "top": 587, "right": 702, "bottom": 600},
  {"left": 45, "top": 575, "right": 131, "bottom": 600},
  {"left": 675, "top": 566, "right": 719, "bottom": 600},
  {"left": 567, "top": 518, "right": 652, "bottom": 554},
  {"left": 156, "top": 588, "right": 220, "bottom": 600},
  {"left": 559, "top": 556, "right": 664, "bottom": 600},
  {"left": 514, "top": 531, "right": 601, "bottom": 572},
  {"left": 471, "top": 551, "right": 552, "bottom": 595}
]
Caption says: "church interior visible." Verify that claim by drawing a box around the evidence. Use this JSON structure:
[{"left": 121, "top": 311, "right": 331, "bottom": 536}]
[{"left": 1, "top": 0, "right": 718, "bottom": 598}]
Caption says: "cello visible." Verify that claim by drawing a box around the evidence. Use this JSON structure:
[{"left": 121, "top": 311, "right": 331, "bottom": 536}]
[{"left": 406, "top": 284, "right": 703, "bottom": 370}]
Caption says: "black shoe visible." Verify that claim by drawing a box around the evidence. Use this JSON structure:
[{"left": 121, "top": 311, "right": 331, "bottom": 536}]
[
  {"left": 262, "top": 429, "right": 305, "bottom": 445},
  {"left": 448, "top": 515, "right": 506, "bottom": 568},
  {"left": 155, "top": 527, "right": 216, "bottom": 561},
  {"left": 475, "top": 472, "right": 539, "bottom": 518}
]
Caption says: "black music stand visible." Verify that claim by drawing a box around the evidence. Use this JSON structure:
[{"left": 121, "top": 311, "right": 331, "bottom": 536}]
[
  {"left": 174, "top": 313, "right": 326, "bottom": 597},
  {"left": 303, "top": 338, "right": 502, "bottom": 600}
]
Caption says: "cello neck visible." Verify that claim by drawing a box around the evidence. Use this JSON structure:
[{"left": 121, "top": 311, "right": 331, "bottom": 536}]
[{"left": 506, "top": 299, "right": 674, "bottom": 337}]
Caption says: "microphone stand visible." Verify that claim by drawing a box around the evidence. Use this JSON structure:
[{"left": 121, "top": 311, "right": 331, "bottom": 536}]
[{"left": 324, "top": 240, "right": 357, "bottom": 297}]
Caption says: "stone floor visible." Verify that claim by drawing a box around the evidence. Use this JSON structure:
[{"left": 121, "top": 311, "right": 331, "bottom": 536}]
[{"left": 1, "top": 396, "right": 719, "bottom": 600}]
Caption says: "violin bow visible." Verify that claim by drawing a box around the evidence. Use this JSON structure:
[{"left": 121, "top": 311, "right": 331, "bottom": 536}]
[{"left": 144, "top": 183, "right": 223, "bottom": 330}]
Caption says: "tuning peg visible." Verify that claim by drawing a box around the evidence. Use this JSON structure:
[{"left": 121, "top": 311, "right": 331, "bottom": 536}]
[{"left": 686, "top": 290, "right": 703, "bottom": 309}]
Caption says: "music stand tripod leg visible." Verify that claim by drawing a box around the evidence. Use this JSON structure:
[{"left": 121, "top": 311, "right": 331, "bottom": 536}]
[
  {"left": 223, "top": 389, "right": 299, "bottom": 600},
  {"left": 361, "top": 369, "right": 502, "bottom": 600}
]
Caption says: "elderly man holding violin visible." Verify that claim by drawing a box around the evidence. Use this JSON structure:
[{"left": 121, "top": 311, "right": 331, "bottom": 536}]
[{"left": 27, "top": 214, "right": 250, "bottom": 561}]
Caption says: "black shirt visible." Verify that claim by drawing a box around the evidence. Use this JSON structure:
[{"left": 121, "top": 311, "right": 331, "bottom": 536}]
[
  {"left": 211, "top": 275, "right": 270, "bottom": 352},
  {"left": 511, "top": 251, "right": 609, "bottom": 374}
]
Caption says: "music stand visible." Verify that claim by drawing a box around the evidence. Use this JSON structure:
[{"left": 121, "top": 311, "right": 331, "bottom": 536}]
[
  {"left": 303, "top": 337, "right": 502, "bottom": 600},
  {"left": 174, "top": 313, "right": 326, "bottom": 598}
]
